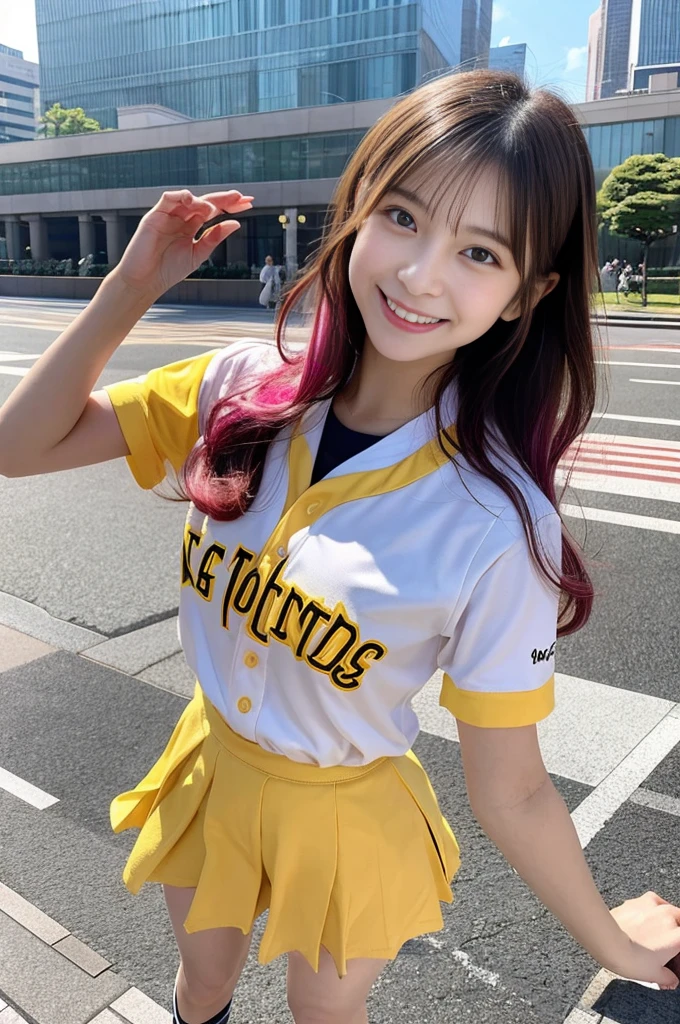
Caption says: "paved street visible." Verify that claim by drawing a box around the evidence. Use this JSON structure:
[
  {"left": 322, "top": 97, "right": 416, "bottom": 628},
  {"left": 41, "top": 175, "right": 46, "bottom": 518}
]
[{"left": 0, "top": 296, "right": 679, "bottom": 1024}]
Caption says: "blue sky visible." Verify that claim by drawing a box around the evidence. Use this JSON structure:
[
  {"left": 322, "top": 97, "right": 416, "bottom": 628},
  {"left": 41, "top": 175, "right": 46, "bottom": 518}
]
[
  {"left": 491, "top": 0, "right": 595, "bottom": 103},
  {"left": 5, "top": 0, "right": 593, "bottom": 104}
]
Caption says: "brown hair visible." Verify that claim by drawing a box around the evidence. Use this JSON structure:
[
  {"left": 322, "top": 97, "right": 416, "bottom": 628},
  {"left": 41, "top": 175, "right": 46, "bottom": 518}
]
[{"left": 181, "top": 69, "right": 603, "bottom": 636}]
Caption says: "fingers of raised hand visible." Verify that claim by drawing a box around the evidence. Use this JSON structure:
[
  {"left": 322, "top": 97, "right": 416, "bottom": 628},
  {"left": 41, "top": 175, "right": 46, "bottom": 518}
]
[{"left": 156, "top": 189, "right": 254, "bottom": 224}]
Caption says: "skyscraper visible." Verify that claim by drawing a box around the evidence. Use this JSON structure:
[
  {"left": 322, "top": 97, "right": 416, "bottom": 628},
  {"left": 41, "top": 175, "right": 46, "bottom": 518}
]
[
  {"left": 460, "top": 0, "right": 493, "bottom": 69},
  {"left": 35, "top": 0, "right": 490, "bottom": 130},
  {"left": 628, "top": 0, "right": 680, "bottom": 90},
  {"left": 586, "top": 5, "right": 604, "bottom": 101},
  {"left": 488, "top": 43, "right": 527, "bottom": 79},
  {"left": 0, "top": 44, "right": 40, "bottom": 144},
  {"left": 599, "top": 0, "right": 634, "bottom": 98}
]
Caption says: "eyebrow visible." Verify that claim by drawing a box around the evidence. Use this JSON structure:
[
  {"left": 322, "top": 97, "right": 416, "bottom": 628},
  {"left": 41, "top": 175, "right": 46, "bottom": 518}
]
[{"left": 387, "top": 185, "right": 513, "bottom": 253}]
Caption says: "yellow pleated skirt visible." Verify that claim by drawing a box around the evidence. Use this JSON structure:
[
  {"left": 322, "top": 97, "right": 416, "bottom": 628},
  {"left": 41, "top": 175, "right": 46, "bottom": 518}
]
[{"left": 110, "top": 681, "right": 461, "bottom": 976}]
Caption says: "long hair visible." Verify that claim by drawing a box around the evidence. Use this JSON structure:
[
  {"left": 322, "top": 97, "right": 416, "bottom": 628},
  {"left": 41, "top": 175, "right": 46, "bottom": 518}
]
[{"left": 178, "top": 69, "right": 602, "bottom": 636}]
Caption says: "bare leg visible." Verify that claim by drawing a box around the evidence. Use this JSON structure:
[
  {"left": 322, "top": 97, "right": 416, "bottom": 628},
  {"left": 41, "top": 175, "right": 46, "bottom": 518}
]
[
  {"left": 287, "top": 946, "right": 387, "bottom": 1024},
  {"left": 164, "top": 884, "right": 252, "bottom": 1024}
]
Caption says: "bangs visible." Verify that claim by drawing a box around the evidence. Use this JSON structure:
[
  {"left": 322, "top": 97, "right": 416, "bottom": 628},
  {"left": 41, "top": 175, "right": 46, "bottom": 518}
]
[{"left": 355, "top": 120, "right": 563, "bottom": 289}]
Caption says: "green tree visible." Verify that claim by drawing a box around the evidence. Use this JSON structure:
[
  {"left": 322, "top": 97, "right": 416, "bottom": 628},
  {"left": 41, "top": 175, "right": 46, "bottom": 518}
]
[
  {"left": 597, "top": 153, "right": 680, "bottom": 306},
  {"left": 38, "top": 102, "right": 105, "bottom": 138}
]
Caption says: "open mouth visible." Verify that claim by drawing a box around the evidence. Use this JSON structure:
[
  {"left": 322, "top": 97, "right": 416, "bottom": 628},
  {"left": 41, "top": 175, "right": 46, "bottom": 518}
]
[{"left": 378, "top": 288, "right": 448, "bottom": 331}]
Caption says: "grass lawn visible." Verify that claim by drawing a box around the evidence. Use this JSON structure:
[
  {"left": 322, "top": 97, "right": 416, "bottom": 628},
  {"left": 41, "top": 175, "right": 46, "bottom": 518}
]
[{"left": 596, "top": 292, "right": 680, "bottom": 315}]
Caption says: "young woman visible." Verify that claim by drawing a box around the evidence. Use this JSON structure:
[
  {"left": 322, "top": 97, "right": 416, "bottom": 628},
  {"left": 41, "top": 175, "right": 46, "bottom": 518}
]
[{"left": 2, "top": 70, "right": 679, "bottom": 1024}]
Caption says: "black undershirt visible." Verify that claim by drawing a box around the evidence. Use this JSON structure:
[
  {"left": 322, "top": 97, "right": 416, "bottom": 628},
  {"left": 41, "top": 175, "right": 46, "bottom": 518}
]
[{"left": 310, "top": 404, "right": 384, "bottom": 486}]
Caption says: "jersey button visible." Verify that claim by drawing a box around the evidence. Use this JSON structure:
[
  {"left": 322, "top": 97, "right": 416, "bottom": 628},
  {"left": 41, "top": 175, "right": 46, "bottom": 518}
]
[
  {"left": 306, "top": 501, "right": 320, "bottom": 515},
  {"left": 243, "top": 651, "right": 259, "bottom": 669},
  {"left": 277, "top": 545, "right": 286, "bottom": 557},
  {"left": 237, "top": 696, "right": 252, "bottom": 714}
]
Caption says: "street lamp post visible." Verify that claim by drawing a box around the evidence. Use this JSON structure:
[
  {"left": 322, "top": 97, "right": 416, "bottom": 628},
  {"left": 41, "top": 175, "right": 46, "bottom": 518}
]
[{"left": 279, "top": 211, "right": 307, "bottom": 281}]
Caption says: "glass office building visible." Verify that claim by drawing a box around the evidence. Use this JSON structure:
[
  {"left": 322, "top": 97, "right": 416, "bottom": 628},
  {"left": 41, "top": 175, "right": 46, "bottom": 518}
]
[
  {"left": 488, "top": 43, "right": 527, "bottom": 79},
  {"left": 600, "top": 0, "right": 633, "bottom": 98},
  {"left": 581, "top": 113, "right": 680, "bottom": 186},
  {"left": 630, "top": 0, "right": 680, "bottom": 90},
  {"left": 35, "top": 0, "right": 480, "bottom": 130},
  {"left": 0, "top": 130, "right": 367, "bottom": 196},
  {"left": 0, "top": 44, "right": 40, "bottom": 144}
]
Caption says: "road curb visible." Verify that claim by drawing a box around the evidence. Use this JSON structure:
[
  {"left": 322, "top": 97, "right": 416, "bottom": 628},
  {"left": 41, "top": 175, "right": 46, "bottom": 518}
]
[
  {"left": 593, "top": 316, "right": 680, "bottom": 330},
  {"left": 0, "top": 881, "right": 171, "bottom": 1024},
  {"left": 0, "top": 591, "right": 182, "bottom": 675}
]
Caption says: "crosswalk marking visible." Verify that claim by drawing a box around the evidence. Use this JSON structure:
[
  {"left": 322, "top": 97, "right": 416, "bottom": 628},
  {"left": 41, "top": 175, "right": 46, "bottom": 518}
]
[
  {"left": 592, "top": 411, "right": 680, "bottom": 426},
  {"left": 413, "top": 671, "right": 675, "bottom": 790},
  {"left": 0, "top": 766, "right": 59, "bottom": 809},
  {"left": 560, "top": 503, "right": 680, "bottom": 533},
  {"left": 557, "top": 468, "right": 680, "bottom": 503},
  {"left": 630, "top": 377, "right": 680, "bottom": 386},
  {"left": 570, "top": 712, "right": 680, "bottom": 847},
  {"left": 600, "top": 360, "right": 680, "bottom": 368}
]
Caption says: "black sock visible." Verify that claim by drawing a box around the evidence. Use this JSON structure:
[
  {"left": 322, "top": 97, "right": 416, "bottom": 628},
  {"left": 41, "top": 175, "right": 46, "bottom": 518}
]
[{"left": 173, "top": 983, "right": 232, "bottom": 1024}]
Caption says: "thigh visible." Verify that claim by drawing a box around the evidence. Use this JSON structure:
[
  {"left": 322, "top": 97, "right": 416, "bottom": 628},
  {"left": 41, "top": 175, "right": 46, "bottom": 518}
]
[
  {"left": 287, "top": 946, "right": 387, "bottom": 1023},
  {"left": 163, "top": 884, "right": 252, "bottom": 990}
]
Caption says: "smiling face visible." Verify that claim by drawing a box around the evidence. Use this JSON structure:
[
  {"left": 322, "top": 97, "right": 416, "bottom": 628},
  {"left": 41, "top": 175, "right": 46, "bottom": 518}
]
[{"left": 348, "top": 167, "right": 545, "bottom": 369}]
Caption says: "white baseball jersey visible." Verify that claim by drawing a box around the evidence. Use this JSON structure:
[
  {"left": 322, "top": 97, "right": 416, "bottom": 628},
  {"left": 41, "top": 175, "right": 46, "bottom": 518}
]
[{"left": 105, "top": 338, "right": 561, "bottom": 767}]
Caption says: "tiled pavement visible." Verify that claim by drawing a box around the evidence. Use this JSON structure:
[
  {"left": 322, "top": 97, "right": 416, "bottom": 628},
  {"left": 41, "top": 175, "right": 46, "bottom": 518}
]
[{"left": 1, "top": 603, "right": 679, "bottom": 1024}]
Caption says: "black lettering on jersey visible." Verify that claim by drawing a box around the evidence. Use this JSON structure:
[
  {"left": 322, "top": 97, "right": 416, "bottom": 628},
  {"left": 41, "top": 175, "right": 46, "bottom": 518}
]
[
  {"left": 194, "top": 542, "right": 226, "bottom": 602},
  {"left": 270, "top": 585, "right": 306, "bottom": 641},
  {"left": 233, "top": 567, "right": 261, "bottom": 614},
  {"left": 221, "top": 545, "right": 255, "bottom": 629},
  {"left": 306, "top": 611, "right": 358, "bottom": 673},
  {"left": 249, "top": 557, "right": 286, "bottom": 643},
  {"left": 531, "top": 641, "right": 556, "bottom": 665},
  {"left": 295, "top": 600, "right": 332, "bottom": 659},
  {"left": 181, "top": 528, "right": 202, "bottom": 588},
  {"left": 330, "top": 640, "right": 387, "bottom": 690}
]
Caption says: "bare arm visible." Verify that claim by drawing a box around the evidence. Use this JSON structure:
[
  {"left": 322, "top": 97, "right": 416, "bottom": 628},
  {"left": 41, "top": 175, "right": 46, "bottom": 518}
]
[
  {"left": 0, "top": 188, "right": 254, "bottom": 479},
  {"left": 457, "top": 719, "right": 680, "bottom": 986}
]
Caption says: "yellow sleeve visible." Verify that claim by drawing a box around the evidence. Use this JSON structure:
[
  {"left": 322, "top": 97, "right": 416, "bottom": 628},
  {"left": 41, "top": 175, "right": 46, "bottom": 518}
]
[
  {"left": 436, "top": 514, "right": 561, "bottom": 728},
  {"left": 438, "top": 672, "right": 555, "bottom": 728},
  {"left": 104, "top": 349, "right": 220, "bottom": 489}
]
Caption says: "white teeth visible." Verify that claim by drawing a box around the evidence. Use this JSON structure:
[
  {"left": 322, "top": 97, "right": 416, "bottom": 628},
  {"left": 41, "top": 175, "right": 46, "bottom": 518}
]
[{"left": 385, "top": 294, "right": 442, "bottom": 324}]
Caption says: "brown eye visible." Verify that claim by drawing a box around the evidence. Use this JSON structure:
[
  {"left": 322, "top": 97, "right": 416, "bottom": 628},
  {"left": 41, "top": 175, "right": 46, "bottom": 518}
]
[
  {"left": 464, "top": 247, "right": 496, "bottom": 265},
  {"left": 385, "top": 207, "right": 415, "bottom": 229}
]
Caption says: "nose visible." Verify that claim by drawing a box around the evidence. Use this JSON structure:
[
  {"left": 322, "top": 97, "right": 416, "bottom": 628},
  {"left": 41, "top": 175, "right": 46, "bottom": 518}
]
[{"left": 396, "top": 242, "right": 447, "bottom": 299}]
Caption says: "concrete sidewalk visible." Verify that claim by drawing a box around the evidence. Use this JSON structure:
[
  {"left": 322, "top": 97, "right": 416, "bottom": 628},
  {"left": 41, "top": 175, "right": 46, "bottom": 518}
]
[
  {"left": 0, "top": 620, "right": 174, "bottom": 1024},
  {"left": 0, "top": 616, "right": 676, "bottom": 1024}
]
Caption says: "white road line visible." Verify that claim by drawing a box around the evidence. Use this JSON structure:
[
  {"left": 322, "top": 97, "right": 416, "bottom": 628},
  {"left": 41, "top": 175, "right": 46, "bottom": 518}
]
[
  {"left": 556, "top": 468, "right": 680, "bottom": 503},
  {"left": 0, "top": 353, "right": 40, "bottom": 362},
  {"left": 580, "top": 432, "right": 680, "bottom": 450},
  {"left": 0, "top": 766, "right": 59, "bottom": 809},
  {"left": 591, "top": 411, "right": 680, "bottom": 426},
  {"left": 598, "top": 360, "right": 680, "bottom": 368},
  {"left": 608, "top": 345, "right": 680, "bottom": 353},
  {"left": 630, "top": 787, "right": 680, "bottom": 817},
  {"left": 415, "top": 672, "right": 674, "bottom": 788},
  {"left": 0, "top": 1006, "right": 29, "bottom": 1022},
  {"left": 0, "top": 367, "right": 30, "bottom": 377},
  {"left": 629, "top": 377, "right": 680, "bottom": 386},
  {"left": 560, "top": 503, "right": 680, "bottom": 533},
  {"left": 570, "top": 711, "right": 680, "bottom": 847}
]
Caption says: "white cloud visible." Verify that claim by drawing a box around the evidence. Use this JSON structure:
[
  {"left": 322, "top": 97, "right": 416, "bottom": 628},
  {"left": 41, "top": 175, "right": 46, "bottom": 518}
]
[
  {"left": 498, "top": 35, "right": 511, "bottom": 46},
  {"left": 565, "top": 45, "right": 588, "bottom": 72},
  {"left": 492, "top": 3, "right": 509, "bottom": 23}
]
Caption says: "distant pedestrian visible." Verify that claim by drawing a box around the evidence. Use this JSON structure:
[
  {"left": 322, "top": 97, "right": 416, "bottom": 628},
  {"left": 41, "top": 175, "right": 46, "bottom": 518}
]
[
  {"left": 618, "top": 263, "right": 633, "bottom": 295},
  {"left": 258, "top": 255, "right": 281, "bottom": 309}
]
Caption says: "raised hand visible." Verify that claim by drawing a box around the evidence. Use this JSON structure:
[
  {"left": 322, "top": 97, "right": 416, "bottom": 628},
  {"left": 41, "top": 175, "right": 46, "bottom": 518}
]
[{"left": 114, "top": 189, "right": 254, "bottom": 296}]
